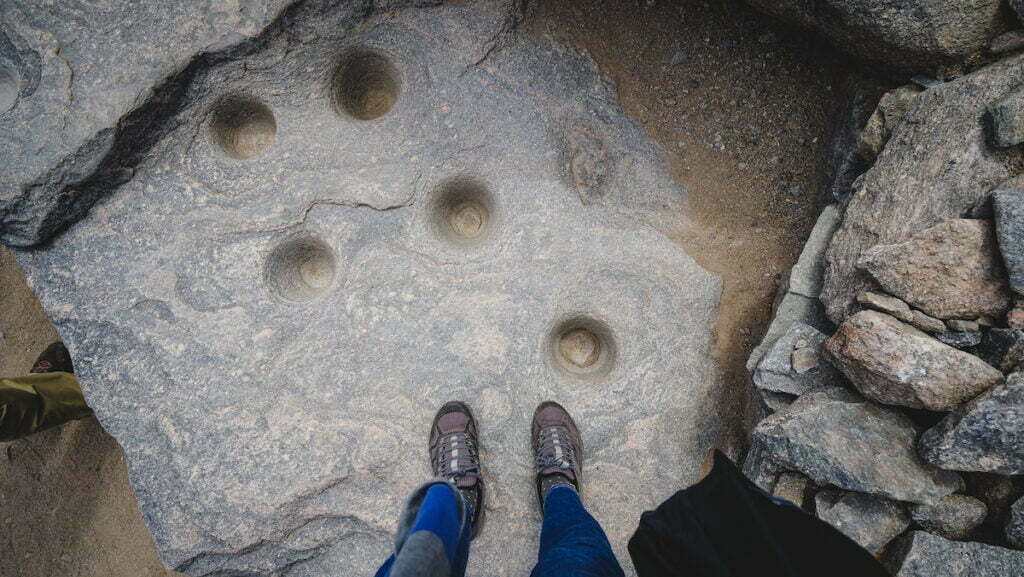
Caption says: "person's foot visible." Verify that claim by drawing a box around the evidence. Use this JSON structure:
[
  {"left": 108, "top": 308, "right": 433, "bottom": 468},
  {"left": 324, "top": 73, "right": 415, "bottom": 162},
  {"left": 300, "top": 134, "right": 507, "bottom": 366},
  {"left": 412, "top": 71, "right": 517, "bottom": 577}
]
[
  {"left": 532, "top": 401, "right": 583, "bottom": 509},
  {"left": 30, "top": 341, "right": 74, "bottom": 374},
  {"left": 429, "top": 401, "right": 484, "bottom": 538}
]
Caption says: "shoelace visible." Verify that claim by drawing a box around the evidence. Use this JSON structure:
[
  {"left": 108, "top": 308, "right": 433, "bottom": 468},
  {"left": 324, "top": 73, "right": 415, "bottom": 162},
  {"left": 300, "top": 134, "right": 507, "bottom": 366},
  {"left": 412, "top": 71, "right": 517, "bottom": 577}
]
[
  {"left": 535, "top": 426, "right": 576, "bottom": 473},
  {"left": 436, "top": 432, "right": 480, "bottom": 483}
]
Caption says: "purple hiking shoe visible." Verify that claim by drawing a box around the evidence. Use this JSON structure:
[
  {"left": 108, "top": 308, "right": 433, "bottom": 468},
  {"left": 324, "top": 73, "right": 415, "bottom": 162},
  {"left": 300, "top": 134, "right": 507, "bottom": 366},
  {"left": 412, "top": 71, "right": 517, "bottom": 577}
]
[
  {"left": 532, "top": 401, "right": 584, "bottom": 509},
  {"left": 428, "top": 401, "right": 485, "bottom": 538}
]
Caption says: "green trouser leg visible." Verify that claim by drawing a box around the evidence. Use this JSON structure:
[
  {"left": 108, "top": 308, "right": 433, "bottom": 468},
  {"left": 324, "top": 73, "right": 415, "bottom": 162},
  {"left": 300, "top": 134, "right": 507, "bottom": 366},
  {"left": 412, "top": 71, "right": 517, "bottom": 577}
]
[{"left": 0, "top": 372, "right": 93, "bottom": 442}]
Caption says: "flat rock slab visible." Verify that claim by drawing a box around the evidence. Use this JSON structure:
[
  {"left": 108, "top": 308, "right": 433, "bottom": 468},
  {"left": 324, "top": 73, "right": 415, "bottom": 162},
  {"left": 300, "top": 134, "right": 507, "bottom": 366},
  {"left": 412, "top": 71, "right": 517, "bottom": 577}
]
[
  {"left": 10, "top": 2, "right": 723, "bottom": 576},
  {"left": 893, "top": 531, "right": 1024, "bottom": 576},
  {"left": 752, "top": 387, "right": 962, "bottom": 505}
]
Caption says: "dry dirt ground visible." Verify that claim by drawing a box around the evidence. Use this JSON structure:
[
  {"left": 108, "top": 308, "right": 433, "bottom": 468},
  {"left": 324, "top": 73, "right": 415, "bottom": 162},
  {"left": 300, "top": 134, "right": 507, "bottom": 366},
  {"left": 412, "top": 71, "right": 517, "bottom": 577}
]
[{"left": 0, "top": 1, "right": 858, "bottom": 574}]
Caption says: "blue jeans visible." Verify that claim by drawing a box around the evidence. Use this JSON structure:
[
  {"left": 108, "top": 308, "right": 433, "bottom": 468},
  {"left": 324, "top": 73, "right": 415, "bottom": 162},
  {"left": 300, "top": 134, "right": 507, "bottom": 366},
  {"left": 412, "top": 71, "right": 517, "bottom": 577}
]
[{"left": 377, "top": 483, "right": 624, "bottom": 577}]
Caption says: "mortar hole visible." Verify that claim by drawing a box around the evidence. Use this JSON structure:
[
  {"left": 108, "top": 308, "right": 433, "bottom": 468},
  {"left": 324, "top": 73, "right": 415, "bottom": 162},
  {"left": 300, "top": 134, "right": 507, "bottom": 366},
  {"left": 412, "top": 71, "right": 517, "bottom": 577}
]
[
  {"left": 332, "top": 50, "right": 400, "bottom": 120},
  {"left": 430, "top": 178, "right": 495, "bottom": 247},
  {"left": 265, "top": 236, "right": 337, "bottom": 303},
  {"left": 549, "top": 317, "right": 617, "bottom": 379},
  {"left": 0, "top": 65, "right": 19, "bottom": 113},
  {"left": 210, "top": 96, "right": 276, "bottom": 159}
]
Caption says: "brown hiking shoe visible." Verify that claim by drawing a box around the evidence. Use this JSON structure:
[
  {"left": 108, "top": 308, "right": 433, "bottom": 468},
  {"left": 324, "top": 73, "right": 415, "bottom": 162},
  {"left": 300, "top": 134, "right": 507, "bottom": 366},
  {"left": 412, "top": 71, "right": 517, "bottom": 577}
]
[
  {"left": 532, "top": 401, "right": 583, "bottom": 508},
  {"left": 30, "top": 341, "right": 74, "bottom": 374},
  {"left": 428, "top": 401, "right": 484, "bottom": 538}
]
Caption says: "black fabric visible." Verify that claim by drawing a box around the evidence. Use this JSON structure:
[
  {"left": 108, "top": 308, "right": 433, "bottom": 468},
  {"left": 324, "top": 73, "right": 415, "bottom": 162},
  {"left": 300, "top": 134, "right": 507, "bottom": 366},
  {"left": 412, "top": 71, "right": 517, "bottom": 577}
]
[{"left": 628, "top": 451, "right": 891, "bottom": 577}]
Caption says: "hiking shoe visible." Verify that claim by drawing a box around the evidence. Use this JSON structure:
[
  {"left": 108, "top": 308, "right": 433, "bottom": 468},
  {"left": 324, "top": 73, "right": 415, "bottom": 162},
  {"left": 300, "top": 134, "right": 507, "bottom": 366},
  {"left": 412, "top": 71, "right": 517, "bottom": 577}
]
[
  {"left": 31, "top": 341, "right": 74, "bottom": 374},
  {"left": 429, "top": 401, "right": 484, "bottom": 538},
  {"left": 532, "top": 401, "right": 583, "bottom": 508}
]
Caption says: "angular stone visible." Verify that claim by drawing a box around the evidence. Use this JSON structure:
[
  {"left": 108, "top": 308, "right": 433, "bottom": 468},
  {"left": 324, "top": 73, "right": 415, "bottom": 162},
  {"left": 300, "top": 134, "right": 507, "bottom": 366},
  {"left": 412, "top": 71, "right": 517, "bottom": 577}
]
[
  {"left": 1007, "top": 496, "right": 1024, "bottom": 548},
  {"left": 856, "top": 290, "right": 913, "bottom": 323},
  {"left": 909, "top": 494, "right": 987, "bottom": 540},
  {"left": 947, "top": 319, "right": 980, "bottom": 333},
  {"left": 743, "top": 0, "right": 1005, "bottom": 74},
  {"left": 754, "top": 322, "right": 842, "bottom": 397},
  {"left": 856, "top": 86, "right": 921, "bottom": 162},
  {"left": 753, "top": 387, "right": 962, "bottom": 505},
  {"left": 824, "top": 311, "right": 1003, "bottom": 411},
  {"left": 909, "top": 310, "right": 947, "bottom": 334},
  {"left": 788, "top": 205, "right": 842, "bottom": 299},
  {"left": 973, "top": 328, "right": 1024, "bottom": 373},
  {"left": 1009, "top": 300, "right": 1024, "bottom": 329},
  {"left": 7, "top": 4, "right": 721, "bottom": 575},
  {"left": 935, "top": 331, "right": 983, "bottom": 349},
  {"left": 746, "top": 290, "right": 831, "bottom": 374},
  {"left": 991, "top": 30, "right": 1024, "bottom": 54},
  {"left": 892, "top": 531, "right": 1024, "bottom": 576},
  {"left": 743, "top": 438, "right": 784, "bottom": 493},
  {"left": 822, "top": 56, "right": 1024, "bottom": 323},
  {"left": 988, "top": 86, "right": 1024, "bottom": 148},
  {"left": 920, "top": 373, "right": 1024, "bottom": 474},
  {"left": 965, "top": 473, "right": 1024, "bottom": 523},
  {"left": 773, "top": 471, "right": 813, "bottom": 510},
  {"left": 993, "top": 188, "right": 1024, "bottom": 295},
  {"left": 858, "top": 219, "right": 1012, "bottom": 320},
  {"left": 815, "top": 490, "right": 909, "bottom": 554}
]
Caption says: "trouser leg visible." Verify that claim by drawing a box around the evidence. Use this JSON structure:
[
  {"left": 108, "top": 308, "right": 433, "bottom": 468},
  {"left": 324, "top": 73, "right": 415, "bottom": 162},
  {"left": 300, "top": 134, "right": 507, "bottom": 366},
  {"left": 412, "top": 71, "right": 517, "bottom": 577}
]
[
  {"left": 377, "top": 481, "right": 472, "bottom": 577},
  {"left": 530, "top": 486, "right": 625, "bottom": 577},
  {"left": 0, "top": 372, "right": 92, "bottom": 442}
]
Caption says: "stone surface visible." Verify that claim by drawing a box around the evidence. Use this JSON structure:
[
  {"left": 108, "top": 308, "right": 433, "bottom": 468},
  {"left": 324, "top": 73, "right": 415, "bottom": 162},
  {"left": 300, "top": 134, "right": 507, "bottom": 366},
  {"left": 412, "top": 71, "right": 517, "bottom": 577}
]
[
  {"left": 856, "top": 85, "right": 921, "bottom": 162},
  {"left": 822, "top": 56, "right": 1024, "bottom": 324},
  {"left": 773, "top": 471, "right": 812, "bottom": 510},
  {"left": 988, "top": 86, "right": 1024, "bottom": 148},
  {"left": 815, "top": 490, "right": 909, "bottom": 554},
  {"left": 991, "top": 30, "right": 1024, "bottom": 54},
  {"left": 753, "top": 322, "right": 842, "bottom": 397},
  {"left": 892, "top": 531, "right": 1024, "bottom": 576},
  {"left": 935, "top": 331, "right": 983, "bottom": 349},
  {"left": 1008, "top": 496, "right": 1024, "bottom": 548},
  {"left": 858, "top": 219, "right": 1012, "bottom": 320},
  {"left": 824, "top": 311, "right": 1004, "bottom": 411},
  {"left": 746, "top": 206, "right": 837, "bottom": 373},
  {"left": 965, "top": 473, "right": 1024, "bottom": 522},
  {"left": 788, "top": 205, "right": 842, "bottom": 299},
  {"left": 743, "top": 0, "right": 1005, "bottom": 74},
  {"left": 909, "top": 494, "right": 987, "bottom": 540},
  {"left": 973, "top": 328, "right": 1024, "bottom": 373},
  {"left": 8, "top": 3, "right": 724, "bottom": 576},
  {"left": 753, "top": 387, "right": 962, "bottom": 505},
  {"left": 0, "top": 0, "right": 301, "bottom": 246},
  {"left": 920, "top": 373, "right": 1024, "bottom": 474},
  {"left": 947, "top": 319, "right": 980, "bottom": 332},
  {"left": 856, "top": 290, "right": 913, "bottom": 323},
  {"left": 909, "top": 310, "right": 947, "bottom": 334},
  {"left": 1009, "top": 300, "right": 1024, "bottom": 329},
  {"left": 994, "top": 189, "right": 1024, "bottom": 295}
]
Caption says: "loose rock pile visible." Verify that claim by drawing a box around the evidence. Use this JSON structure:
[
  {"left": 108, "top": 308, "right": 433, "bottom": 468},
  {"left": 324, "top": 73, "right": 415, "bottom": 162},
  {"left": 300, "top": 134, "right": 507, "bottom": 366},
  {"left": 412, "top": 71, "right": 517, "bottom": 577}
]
[{"left": 745, "top": 7, "right": 1024, "bottom": 570}]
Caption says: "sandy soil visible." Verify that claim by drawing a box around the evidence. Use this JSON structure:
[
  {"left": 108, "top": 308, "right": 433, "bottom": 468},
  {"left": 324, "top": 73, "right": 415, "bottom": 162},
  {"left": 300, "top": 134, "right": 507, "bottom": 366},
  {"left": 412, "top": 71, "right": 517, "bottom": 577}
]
[{"left": 0, "top": 1, "right": 859, "bottom": 574}]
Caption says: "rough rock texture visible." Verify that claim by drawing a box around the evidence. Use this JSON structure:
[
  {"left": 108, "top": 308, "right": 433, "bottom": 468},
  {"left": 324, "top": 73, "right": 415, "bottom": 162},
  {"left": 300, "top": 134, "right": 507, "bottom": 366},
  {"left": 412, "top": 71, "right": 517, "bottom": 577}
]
[
  {"left": 994, "top": 189, "right": 1024, "bottom": 295},
  {"left": 909, "top": 310, "right": 947, "bottom": 334},
  {"left": 858, "top": 219, "right": 1012, "bottom": 320},
  {"left": 773, "top": 471, "right": 813, "bottom": 510},
  {"left": 935, "top": 331, "right": 983, "bottom": 349},
  {"left": 992, "top": 30, "right": 1024, "bottom": 54},
  {"left": 856, "top": 290, "right": 914, "bottom": 323},
  {"left": 746, "top": 206, "right": 838, "bottom": 372},
  {"left": 892, "top": 531, "right": 1024, "bottom": 576},
  {"left": 920, "top": 373, "right": 1024, "bottom": 474},
  {"left": 972, "top": 328, "right": 1024, "bottom": 372},
  {"left": 743, "top": 0, "right": 1005, "bottom": 74},
  {"left": 824, "top": 311, "right": 1003, "bottom": 411},
  {"left": 856, "top": 86, "right": 921, "bottom": 163},
  {"left": 8, "top": 2, "right": 723, "bottom": 576},
  {"left": 815, "top": 490, "right": 909, "bottom": 554},
  {"left": 822, "top": 55, "right": 1024, "bottom": 324},
  {"left": 909, "top": 494, "right": 987, "bottom": 540},
  {"left": 0, "top": 0, "right": 303, "bottom": 246},
  {"left": 1008, "top": 496, "right": 1024, "bottom": 548},
  {"left": 988, "top": 86, "right": 1024, "bottom": 148},
  {"left": 965, "top": 473, "right": 1024, "bottom": 524},
  {"left": 752, "top": 387, "right": 962, "bottom": 505},
  {"left": 753, "top": 322, "right": 841, "bottom": 397}
]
